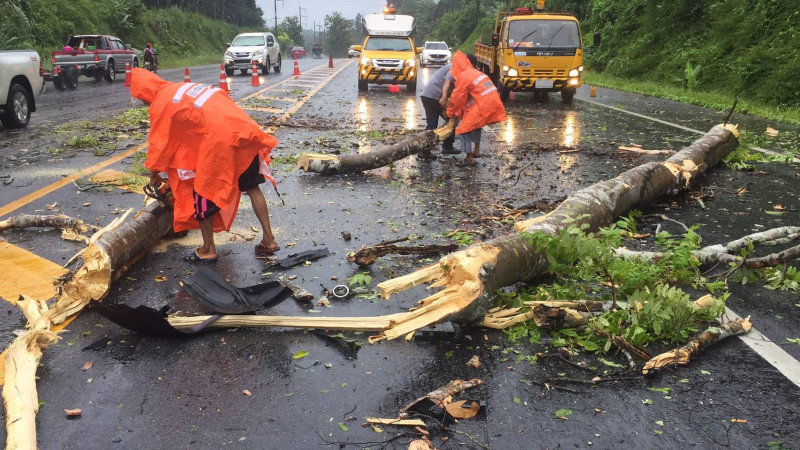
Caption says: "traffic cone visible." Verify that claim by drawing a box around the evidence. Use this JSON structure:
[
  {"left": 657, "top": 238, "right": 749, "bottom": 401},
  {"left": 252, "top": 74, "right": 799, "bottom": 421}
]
[
  {"left": 251, "top": 60, "right": 260, "bottom": 86},
  {"left": 219, "top": 64, "right": 229, "bottom": 94},
  {"left": 184, "top": 67, "right": 190, "bottom": 82},
  {"left": 590, "top": 86, "right": 597, "bottom": 97},
  {"left": 328, "top": 53, "right": 334, "bottom": 68},
  {"left": 123, "top": 61, "right": 131, "bottom": 86},
  {"left": 293, "top": 57, "right": 300, "bottom": 76}
]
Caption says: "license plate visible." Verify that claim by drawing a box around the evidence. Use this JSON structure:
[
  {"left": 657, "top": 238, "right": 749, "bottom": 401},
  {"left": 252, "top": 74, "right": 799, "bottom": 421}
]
[
  {"left": 536, "top": 79, "right": 554, "bottom": 89},
  {"left": 381, "top": 74, "right": 394, "bottom": 80}
]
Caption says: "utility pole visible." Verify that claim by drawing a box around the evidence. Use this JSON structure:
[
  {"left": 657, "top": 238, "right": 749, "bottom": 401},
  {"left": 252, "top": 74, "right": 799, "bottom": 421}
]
[
  {"left": 299, "top": 7, "right": 307, "bottom": 29},
  {"left": 274, "top": 0, "right": 284, "bottom": 35}
]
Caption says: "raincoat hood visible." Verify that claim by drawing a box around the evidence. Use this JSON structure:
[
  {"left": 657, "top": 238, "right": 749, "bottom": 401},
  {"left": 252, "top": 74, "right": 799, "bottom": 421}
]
[
  {"left": 131, "top": 68, "right": 170, "bottom": 103},
  {"left": 450, "top": 51, "right": 471, "bottom": 80}
]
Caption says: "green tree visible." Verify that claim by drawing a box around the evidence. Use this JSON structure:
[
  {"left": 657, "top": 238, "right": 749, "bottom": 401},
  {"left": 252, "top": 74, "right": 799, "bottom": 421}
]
[
  {"left": 279, "top": 16, "right": 304, "bottom": 47},
  {"left": 324, "top": 12, "right": 353, "bottom": 57}
]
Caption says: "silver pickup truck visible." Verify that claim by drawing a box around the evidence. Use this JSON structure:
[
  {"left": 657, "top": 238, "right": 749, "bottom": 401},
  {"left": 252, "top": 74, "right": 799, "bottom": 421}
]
[
  {"left": 0, "top": 50, "right": 44, "bottom": 129},
  {"left": 51, "top": 35, "right": 138, "bottom": 89}
]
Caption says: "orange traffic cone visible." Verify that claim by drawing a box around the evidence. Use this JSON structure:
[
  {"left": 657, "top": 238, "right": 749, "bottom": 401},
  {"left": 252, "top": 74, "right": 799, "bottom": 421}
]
[
  {"left": 590, "top": 86, "right": 597, "bottom": 97},
  {"left": 219, "top": 64, "right": 229, "bottom": 94},
  {"left": 293, "top": 57, "right": 300, "bottom": 76},
  {"left": 251, "top": 60, "right": 260, "bottom": 86},
  {"left": 123, "top": 61, "right": 131, "bottom": 86},
  {"left": 184, "top": 67, "right": 190, "bottom": 83},
  {"left": 328, "top": 53, "right": 334, "bottom": 68}
]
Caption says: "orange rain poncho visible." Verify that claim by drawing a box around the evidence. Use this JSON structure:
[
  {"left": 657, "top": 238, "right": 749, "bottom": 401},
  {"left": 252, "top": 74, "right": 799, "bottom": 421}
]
[
  {"left": 131, "top": 68, "right": 277, "bottom": 233},
  {"left": 446, "top": 51, "right": 507, "bottom": 135}
]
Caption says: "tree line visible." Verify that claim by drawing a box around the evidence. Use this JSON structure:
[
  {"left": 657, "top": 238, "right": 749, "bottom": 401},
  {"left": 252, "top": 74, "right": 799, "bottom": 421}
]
[{"left": 140, "top": 0, "right": 265, "bottom": 28}]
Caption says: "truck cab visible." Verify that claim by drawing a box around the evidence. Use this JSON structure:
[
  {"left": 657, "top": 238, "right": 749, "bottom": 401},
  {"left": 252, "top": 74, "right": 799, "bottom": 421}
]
[
  {"left": 354, "top": 10, "right": 421, "bottom": 92},
  {"left": 476, "top": 5, "right": 584, "bottom": 103}
]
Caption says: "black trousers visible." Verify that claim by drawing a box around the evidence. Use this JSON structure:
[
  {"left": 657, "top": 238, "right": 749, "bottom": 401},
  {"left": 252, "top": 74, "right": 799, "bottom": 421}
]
[{"left": 421, "top": 96, "right": 455, "bottom": 148}]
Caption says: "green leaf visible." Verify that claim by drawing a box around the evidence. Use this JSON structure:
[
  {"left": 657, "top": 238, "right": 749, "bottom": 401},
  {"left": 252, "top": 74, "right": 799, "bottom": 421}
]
[
  {"left": 784, "top": 338, "right": 800, "bottom": 345},
  {"left": 445, "top": 350, "right": 454, "bottom": 357},
  {"left": 340, "top": 382, "right": 347, "bottom": 388},
  {"left": 598, "top": 357, "right": 625, "bottom": 368},
  {"left": 642, "top": 398, "right": 654, "bottom": 405},
  {"left": 292, "top": 350, "right": 308, "bottom": 359},
  {"left": 649, "top": 387, "right": 672, "bottom": 394},
  {"left": 320, "top": 390, "right": 330, "bottom": 394},
  {"left": 553, "top": 409, "right": 572, "bottom": 418},
  {"left": 338, "top": 422, "right": 349, "bottom": 431},
  {"left": 513, "top": 397, "right": 521, "bottom": 404},
  {"left": 700, "top": 370, "right": 711, "bottom": 375},
  {"left": 678, "top": 378, "right": 690, "bottom": 383}
]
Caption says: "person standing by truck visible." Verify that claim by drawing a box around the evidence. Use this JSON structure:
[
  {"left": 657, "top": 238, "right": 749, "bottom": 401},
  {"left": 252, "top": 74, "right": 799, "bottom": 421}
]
[
  {"left": 418, "top": 62, "right": 457, "bottom": 159},
  {"left": 446, "top": 51, "right": 507, "bottom": 166}
]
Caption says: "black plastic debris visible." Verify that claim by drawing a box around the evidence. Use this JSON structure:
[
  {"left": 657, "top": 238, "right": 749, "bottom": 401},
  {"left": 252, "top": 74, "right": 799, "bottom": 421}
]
[
  {"left": 269, "top": 248, "right": 331, "bottom": 269},
  {"left": 182, "top": 266, "right": 292, "bottom": 314},
  {"left": 90, "top": 301, "right": 219, "bottom": 337}
]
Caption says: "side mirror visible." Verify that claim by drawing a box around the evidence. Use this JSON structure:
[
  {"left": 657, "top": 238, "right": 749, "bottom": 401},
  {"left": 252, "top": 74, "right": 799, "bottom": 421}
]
[
  {"left": 415, "top": 47, "right": 423, "bottom": 54},
  {"left": 593, "top": 33, "right": 601, "bottom": 47},
  {"left": 491, "top": 33, "right": 500, "bottom": 47},
  {"left": 353, "top": 45, "right": 362, "bottom": 52},
  {"left": 226, "top": 42, "right": 231, "bottom": 47},
  {"left": 125, "top": 44, "right": 131, "bottom": 50},
  {"left": 449, "top": 47, "right": 453, "bottom": 51}
]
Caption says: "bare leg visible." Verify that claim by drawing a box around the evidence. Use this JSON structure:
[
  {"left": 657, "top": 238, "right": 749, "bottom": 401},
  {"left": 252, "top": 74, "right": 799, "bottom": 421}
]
[
  {"left": 197, "top": 216, "right": 217, "bottom": 259},
  {"left": 247, "top": 186, "right": 279, "bottom": 252},
  {"left": 472, "top": 141, "right": 481, "bottom": 158}
]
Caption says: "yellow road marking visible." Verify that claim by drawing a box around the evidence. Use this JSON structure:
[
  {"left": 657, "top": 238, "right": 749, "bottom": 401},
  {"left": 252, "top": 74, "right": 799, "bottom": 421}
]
[
  {"left": 88, "top": 169, "right": 147, "bottom": 193},
  {"left": 0, "top": 243, "right": 67, "bottom": 304},
  {"left": 242, "top": 106, "right": 284, "bottom": 113}
]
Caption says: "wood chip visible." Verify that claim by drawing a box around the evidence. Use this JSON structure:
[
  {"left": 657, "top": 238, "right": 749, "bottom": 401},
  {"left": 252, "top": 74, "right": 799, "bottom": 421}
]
[
  {"left": 765, "top": 127, "right": 779, "bottom": 136},
  {"left": 242, "top": 389, "right": 252, "bottom": 396},
  {"left": 366, "top": 418, "right": 426, "bottom": 427},
  {"left": 444, "top": 400, "right": 480, "bottom": 419},
  {"left": 65, "top": 408, "right": 82, "bottom": 417},
  {"left": 466, "top": 355, "right": 481, "bottom": 368},
  {"left": 81, "top": 361, "right": 93, "bottom": 371}
]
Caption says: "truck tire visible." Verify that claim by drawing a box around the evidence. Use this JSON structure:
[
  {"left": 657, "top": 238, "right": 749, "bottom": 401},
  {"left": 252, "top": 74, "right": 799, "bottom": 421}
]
[
  {"left": 53, "top": 74, "right": 67, "bottom": 91},
  {"left": 406, "top": 80, "right": 417, "bottom": 93},
  {"left": 225, "top": 67, "right": 235, "bottom": 77},
  {"left": 499, "top": 85, "right": 510, "bottom": 102},
  {"left": 273, "top": 55, "right": 281, "bottom": 73},
  {"left": 561, "top": 88, "right": 575, "bottom": 104},
  {"left": 1, "top": 83, "right": 32, "bottom": 129},
  {"left": 104, "top": 59, "right": 116, "bottom": 83},
  {"left": 65, "top": 66, "right": 79, "bottom": 90},
  {"left": 358, "top": 79, "right": 368, "bottom": 92}
]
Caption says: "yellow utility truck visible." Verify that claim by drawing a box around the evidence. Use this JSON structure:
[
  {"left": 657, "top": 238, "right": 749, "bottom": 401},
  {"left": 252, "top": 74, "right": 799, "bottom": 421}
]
[
  {"left": 353, "top": 7, "right": 421, "bottom": 92},
  {"left": 475, "top": 3, "right": 586, "bottom": 103}
]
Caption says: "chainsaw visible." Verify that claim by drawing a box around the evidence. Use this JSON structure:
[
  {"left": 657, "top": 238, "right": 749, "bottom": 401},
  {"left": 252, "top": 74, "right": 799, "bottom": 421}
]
[{"left": 143, "top": 180, "right": 175, "bottom": 210}]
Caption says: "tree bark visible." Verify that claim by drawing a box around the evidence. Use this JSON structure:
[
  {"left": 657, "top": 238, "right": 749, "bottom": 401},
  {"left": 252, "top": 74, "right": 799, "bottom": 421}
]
[
  {"left": 297, "top": 120, "right": 456, "bottom": 175},
  {"left": 348, "top": 242, "right": 459, "bottom": 266},
  {"left": 0, "top": 214, "right": 89, "bottom": 233}
]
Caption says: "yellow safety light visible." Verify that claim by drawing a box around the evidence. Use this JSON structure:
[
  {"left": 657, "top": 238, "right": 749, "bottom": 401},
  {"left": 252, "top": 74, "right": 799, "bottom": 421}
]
[
  {"left": 536, "top": 0, "right": 545, "bottom": 10},
  {"left": 383, "top": 5, "right": 396, "bottom": 14}
]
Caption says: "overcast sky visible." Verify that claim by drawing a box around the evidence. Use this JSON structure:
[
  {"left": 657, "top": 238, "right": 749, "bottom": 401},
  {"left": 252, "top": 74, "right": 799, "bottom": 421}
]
[{"left": 256, "top": 0, "right": 389, "bottom": 32}]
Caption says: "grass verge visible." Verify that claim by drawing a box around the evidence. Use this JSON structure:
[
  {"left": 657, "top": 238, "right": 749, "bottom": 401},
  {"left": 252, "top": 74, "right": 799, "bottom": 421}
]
[
  {"left": 583, "top": 72, "right": 800, "bottom": 126},
  {"left": 158, "top": 52, "right": 224, "bottom": 70}
]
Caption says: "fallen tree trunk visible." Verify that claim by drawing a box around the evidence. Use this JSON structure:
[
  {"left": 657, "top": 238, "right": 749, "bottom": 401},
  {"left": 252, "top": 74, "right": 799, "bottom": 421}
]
[
  {"left": 3, "top": 201, "right": 174, "bottom": 448},
  {"left": 296, "top": 120, "right": 456, "bottom": 175},
  {"left": 348, "top": 241, "right": 459, "bottom": 266},
  {"left": 0, "top": 214, "right": 90, "bottom": 233},
  {"left": 642, "top": 317, "right": 752, "bottom": 375}
]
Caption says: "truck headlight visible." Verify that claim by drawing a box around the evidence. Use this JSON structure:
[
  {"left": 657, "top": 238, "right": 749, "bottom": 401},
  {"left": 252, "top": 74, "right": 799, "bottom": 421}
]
[
  {"left": 361, "top": 56, "right": 370, "bottom": 66},
  {"left": 502, "top": 65, "right": 509, "bottom": 72},
  {"left": 405, "top": 59, "right": 415, "bottom": 68},
  {"left": 224, "top": 51, "right": 233, "bottom": 58},
  {"left": 508, "top": 68, "right": 519, "bottom": 77},
  {"left": 569, "top": 78, "right": 579, "bottom": 86},
  {"left": 253, "top": 50, "right": 264, "bottom": 57},
  {"left": 569, "top": 69, "right": 580, "bottom": 77},
  {"left": 579, "top": 66, "right": 583, "bottom": 72}
]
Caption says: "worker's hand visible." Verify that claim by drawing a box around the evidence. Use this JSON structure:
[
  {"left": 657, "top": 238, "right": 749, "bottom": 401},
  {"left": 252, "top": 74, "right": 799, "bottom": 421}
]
[
  {"left": 149, "top": 170, "right": 165, "bottom": 186},
  {"left": 439, "top": 97, "right": 448, "bottom": 108}
]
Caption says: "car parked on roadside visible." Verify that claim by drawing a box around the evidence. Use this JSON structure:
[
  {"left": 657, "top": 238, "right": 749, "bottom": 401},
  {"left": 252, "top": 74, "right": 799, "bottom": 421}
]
[
  {"left": 289, "top": 46, "right": 307, "bottom": 59},
  {"left": 51, "top": 35, "right": 137, "bottom": 89},
  {"left": 0, "top": 50, "right": 44, "bottom": 129},
  {"left": 348, "top": 45, "right": 360, "bottom": 58},
  {"left": 419, "top": 41, "right": 452, "bottom": 67},
  {"left": 224, "top": 32, "right": 282, "bottom": 76}
]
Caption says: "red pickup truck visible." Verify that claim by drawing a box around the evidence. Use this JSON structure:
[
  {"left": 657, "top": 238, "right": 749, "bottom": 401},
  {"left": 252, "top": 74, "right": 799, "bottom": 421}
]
[{"left": 51, "top": 35, "right": 137, "bottom": 90}]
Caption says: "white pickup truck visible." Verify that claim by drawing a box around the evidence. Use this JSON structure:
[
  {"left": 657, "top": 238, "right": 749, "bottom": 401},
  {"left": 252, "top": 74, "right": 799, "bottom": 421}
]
[{"left": 0, "top": 50, "right": 44, "bottom": 129}]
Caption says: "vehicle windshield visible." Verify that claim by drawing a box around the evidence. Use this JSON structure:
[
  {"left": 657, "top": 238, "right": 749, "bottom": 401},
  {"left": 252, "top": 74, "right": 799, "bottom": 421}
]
[
  {"left": 231, "top": 35, "right": 265, "bottom": 47},
  {"left": 507, "top": 20, "right": 580, "bottom": 49},
  {"left": 66, "top": 36, "right": 103, "bottom": 49},
  {"left": 364, "top": 37, "right": 412, "bottom": 52},
  {"left": 425, "top": 42, "right": 448, "bottom": 50}
]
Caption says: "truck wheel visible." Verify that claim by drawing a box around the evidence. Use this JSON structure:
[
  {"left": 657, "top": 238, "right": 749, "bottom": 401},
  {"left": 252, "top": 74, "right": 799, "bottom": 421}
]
[
  {"left": 499, "top": 86, "right": 510, "bottom": 102},
  {"left": 104, "top": 60, "right": 116, "bottom": 83},
  {"left": 53, "top": 74, "right": 67, "bottom": 91},
  {"left": 273, "top": 55, "right": 281, "bottom": 73},
  {"left": 358, "top": 79, "right": 368, "bottom": 92},
  {"left": 561, "top": 88, "right": 575, "bottom": 104},
  {"left": 225, "top": 67, "right": 235, "bottom": 77},
  {"left": 65, "top": 66, "right": 79, "bottom": 90},
  {"left": 406, "top": 80, "right": 417, "bottom": 93},
  {"left": 0, "top": 83, "right": 32, "bottom": 129},
  {"left": 264, "top": 57, "right": 271, "bottom": 74}
]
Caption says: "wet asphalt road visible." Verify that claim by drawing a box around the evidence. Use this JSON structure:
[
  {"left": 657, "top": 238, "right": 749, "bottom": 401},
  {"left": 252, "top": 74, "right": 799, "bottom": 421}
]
[{"left": 1, "top": 63, "right": 799, "bottom": 449}]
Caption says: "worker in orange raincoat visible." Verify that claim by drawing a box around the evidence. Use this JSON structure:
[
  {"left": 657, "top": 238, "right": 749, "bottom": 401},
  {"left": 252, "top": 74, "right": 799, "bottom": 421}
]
[
  {"left": 445, "top": 51, "right": 507, "bottom": 166},
  {"left": 131, "top": 68, "right": 280, "bottom": 263}
]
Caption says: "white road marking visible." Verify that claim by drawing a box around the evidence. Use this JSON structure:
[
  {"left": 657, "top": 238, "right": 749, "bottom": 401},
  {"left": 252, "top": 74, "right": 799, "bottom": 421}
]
[
  {"left": 578, "top": 97, "right": 795, "bottom": 160},
  {"left": 723, "top": 307, "right": 800, "bottom": 389}
]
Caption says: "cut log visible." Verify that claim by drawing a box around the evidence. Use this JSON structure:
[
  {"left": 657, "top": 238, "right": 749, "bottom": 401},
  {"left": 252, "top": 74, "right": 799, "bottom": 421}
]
[
  {"left": 642, "top": 317, "right": 752, "bottom": 375},
  {"left": 401, "top": 378, "right": 483, "bottom": 412},
  {"left": 532, "top": 305, "right": 593, "bottom": 330},
  {"left": 297, "top": 120, "right": 456, "bottom": 175},
  {"left": 0, "top": 214, "right": 90, "bottom": 233},
  {"left": 348, "top": 242, "right": 459, "bottom": 266}
]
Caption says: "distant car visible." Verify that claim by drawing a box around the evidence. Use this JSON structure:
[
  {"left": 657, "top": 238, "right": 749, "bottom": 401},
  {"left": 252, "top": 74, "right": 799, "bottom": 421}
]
[
  {"left": 347, "top": 45, "right": 360, "bottom": 58},
  {"left": 0, "top": 50, "right": 44, "bottom": 128},
  {"left": 420, "top": 41, "right": 451, "bottom": 67},
  {"left": 290, "top": 46, "right": 307, "bottom": 59},
  {"left": 224, "top": 32, "right": 282, "bottom": 76}
]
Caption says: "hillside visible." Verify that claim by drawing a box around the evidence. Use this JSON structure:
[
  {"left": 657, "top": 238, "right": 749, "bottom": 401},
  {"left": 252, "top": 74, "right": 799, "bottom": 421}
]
[{"left": 0, "top": 0, "right": 258, "bottom": 68}]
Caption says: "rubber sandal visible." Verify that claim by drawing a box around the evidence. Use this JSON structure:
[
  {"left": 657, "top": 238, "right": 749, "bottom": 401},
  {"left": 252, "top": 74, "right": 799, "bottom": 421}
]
[
  {"left": 255, "top": 242, "right": 280, "bottom": 255},
  {"left": 184, "top": 250, "right": 218, "bottom": 264}
]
